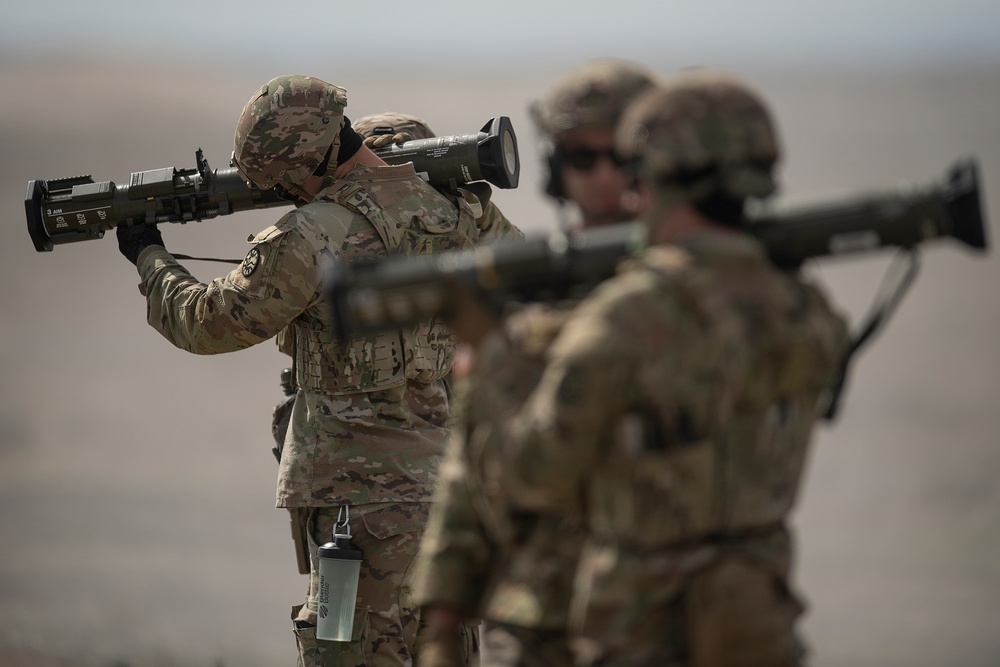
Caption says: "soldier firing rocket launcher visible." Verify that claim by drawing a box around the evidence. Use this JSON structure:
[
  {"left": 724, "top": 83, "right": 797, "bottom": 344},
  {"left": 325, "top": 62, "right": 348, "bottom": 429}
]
[{"left": 25, "top": 116, "right": 520, "bottom": 252}]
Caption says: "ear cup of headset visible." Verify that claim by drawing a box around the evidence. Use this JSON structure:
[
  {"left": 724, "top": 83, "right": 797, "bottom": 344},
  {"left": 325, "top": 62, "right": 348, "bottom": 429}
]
[{"left": 543, "top": 152, "right": 565, "bottom": 200}]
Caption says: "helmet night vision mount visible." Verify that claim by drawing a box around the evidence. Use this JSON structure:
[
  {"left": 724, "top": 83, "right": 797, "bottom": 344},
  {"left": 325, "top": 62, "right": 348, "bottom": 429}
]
[{"left": 25, "top": 116, "right": 520, "bottom": 252}]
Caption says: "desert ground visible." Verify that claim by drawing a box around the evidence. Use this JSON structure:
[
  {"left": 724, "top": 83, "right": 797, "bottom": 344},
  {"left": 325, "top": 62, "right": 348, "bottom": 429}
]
[{"left": 1, "top": 58, "right": 998, "bottom": 666}]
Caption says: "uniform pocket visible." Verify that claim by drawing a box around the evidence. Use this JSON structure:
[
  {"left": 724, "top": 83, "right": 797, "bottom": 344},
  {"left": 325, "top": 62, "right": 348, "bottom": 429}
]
[
  {"left": 292, "top": 604, "right": 371, "bottom": 667},
  {"left": 684, "top": 556, "right": 804, "bottom": 667}
]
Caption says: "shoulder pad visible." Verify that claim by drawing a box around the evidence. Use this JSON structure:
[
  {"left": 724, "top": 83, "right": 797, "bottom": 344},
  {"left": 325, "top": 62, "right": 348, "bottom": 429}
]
[{"left": 247, "top": 225, "right": 288, "bottom": 245}]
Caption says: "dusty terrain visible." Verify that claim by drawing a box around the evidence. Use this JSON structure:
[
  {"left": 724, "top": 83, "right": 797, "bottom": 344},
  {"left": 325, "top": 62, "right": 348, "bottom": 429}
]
[{"left": 1, "top": 59, "right": 998, "bottom": 666}]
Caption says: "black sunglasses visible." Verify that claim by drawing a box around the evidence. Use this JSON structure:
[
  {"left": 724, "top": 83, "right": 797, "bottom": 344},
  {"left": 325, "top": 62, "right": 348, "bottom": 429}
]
[{"left": 557, "top": 146, "right": 628, "bottom": 171}]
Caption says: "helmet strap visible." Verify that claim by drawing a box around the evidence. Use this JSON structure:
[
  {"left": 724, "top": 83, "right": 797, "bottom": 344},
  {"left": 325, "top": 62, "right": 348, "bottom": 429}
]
[
  {"left": 692, "top": 192, "right": 747, "bottom": 227},
  {"left": 337, "top": 118, "right": 364, "bottom": 165}
]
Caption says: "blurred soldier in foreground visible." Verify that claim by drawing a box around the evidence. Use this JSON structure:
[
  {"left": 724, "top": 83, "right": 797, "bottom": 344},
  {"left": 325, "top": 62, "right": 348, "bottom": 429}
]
[
  {"left": 435, "top": 70, "right": 850, "bottom": 666},
  {"left": 532, "top": 58, "right": 657, "bottom": 230},
  {"left": 408, "top": 62, "right": 657, "bottom": 666},
  {"left": 116, "top": 75, "right": 495, "bottom": 667}
]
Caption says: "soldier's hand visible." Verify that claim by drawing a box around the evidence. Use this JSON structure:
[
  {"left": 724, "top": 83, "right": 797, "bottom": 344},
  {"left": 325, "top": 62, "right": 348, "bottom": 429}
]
[
  {"left": 117, "top": 223, "right": 164, "bottom": 265},
  {"left": 363, "top": 131, "right": 414, "bottom": 150}
]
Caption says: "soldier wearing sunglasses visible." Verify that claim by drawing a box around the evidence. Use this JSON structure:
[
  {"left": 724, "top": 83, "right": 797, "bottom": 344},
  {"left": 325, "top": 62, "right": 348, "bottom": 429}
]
[
  {"left": 532, "top": 59, "right": 658, "bottom": 230},
  {"left": 407, "top": 60, "right": 660, "bottom": 667}
]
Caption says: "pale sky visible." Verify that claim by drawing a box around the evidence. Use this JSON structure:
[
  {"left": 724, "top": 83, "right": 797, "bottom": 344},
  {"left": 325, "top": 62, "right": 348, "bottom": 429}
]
[{"left": 4, "top": 0, "right": 999, "bottom": 71}]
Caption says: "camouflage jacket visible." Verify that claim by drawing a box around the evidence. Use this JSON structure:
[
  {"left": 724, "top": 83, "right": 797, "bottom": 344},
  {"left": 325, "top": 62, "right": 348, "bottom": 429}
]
[
  {"left": 136, "top": 162, "right": 514, "bottom": 507},
  {"left": 463, "top": 230, "right": 849, "bottom": 644},
  {"left": 458, "top": 181, "right": 524, "bottom": 247},
  {"left": 477, "top": 199, "right": 523, "bottom": 246},
  {"left": 412, "top": 302, "right": 587, "bottom": 631},
  {"left": 492, "top": 231, "right": 848, "bottom": 540}
]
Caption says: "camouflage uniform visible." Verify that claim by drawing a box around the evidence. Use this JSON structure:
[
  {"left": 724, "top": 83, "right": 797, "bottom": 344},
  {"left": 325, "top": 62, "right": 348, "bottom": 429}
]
[
  {"left": 464, "top": 71, "right": 851, "bottom": 666},
  {"left": 412, "top": 303, "right": 583, "bottom": 667},
  {"left": 132, "top": 75, "right": 499, "bottom": 667}
]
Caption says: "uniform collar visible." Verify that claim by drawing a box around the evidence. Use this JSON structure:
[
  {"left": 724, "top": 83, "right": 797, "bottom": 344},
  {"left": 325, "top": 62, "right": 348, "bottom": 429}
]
[{"left": 675, "top": 228, "right": 768, "bottom": 263}]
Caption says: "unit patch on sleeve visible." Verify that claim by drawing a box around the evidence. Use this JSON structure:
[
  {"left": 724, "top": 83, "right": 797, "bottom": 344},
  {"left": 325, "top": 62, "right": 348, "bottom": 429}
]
[{"left": 241, "top": 247, "right": 261, "bottom": 277}]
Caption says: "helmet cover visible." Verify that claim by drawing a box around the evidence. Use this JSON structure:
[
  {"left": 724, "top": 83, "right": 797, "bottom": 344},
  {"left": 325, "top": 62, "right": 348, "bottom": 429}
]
[{"left": 233, "top": 75, "right": 348, "bottom": 193}]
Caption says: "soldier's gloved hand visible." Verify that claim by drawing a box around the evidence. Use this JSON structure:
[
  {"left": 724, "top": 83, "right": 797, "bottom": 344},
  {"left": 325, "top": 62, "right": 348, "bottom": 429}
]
[
  {"left": 117, "top": 223, "right": 164, "bottom": 265},
  {"left": 363, "top": 131, "right": 414, "bottom": 150}
]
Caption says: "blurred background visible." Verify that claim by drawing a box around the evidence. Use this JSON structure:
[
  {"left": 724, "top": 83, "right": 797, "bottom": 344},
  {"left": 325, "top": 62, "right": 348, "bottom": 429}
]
[{"left": 1, "top": 1, "right": 998, "bottom": 665}]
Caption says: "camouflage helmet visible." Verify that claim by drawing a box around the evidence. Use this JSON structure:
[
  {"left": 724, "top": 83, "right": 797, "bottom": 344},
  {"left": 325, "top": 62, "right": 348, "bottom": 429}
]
[
  {"left": 232, "top": 75, "right": 348, "bottom": 196},
  {"left": 352, "top": 111, "right": 435, "bottom": 141},
  {"left": 616, "top": 69, "right": 781, "bottom": 201},
  {"left": 532, "top": 59, "right": 657, "bottom": 137}
]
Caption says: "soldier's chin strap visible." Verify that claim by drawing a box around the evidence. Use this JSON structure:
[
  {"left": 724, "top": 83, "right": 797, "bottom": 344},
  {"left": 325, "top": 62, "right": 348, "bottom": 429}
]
[{"left": 822, "top": 248, "right": 922, "bottom": 421}]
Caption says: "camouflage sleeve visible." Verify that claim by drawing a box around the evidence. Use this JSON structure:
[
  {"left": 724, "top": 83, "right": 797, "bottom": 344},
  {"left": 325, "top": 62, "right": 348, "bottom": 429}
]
[
  {"left": 799, "top": 276, "right": 853, "bottom": 401},
  {"left": 134, "top": 216, "right": 321, "bottom": 355},
  {"left": 411, "top": 429, "right": 494, "bottom": 615},
  {"left": 477, "top": 202, "right": 525, "bottom": 244},
  {"left": 804, "top": 279, "right": 851, "bottom": 371},
  {"left": 412, "top": 312, "right": 561, "bottom": 612},
  {"left": 475, "top": 288, "right": 638, "bottom": 514}
]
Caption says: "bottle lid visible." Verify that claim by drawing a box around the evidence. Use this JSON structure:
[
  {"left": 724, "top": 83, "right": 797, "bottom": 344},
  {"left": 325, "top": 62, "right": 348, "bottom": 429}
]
[{"left": 318, "top": 534, "right": 363, "bottom": 560}]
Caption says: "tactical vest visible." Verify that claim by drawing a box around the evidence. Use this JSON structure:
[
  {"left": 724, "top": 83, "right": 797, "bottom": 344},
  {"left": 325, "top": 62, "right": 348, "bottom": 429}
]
[
  {"left": 292, "top": 178, "right": 482, "bottom": 395},
  {"left": 588, "top": 246, "right": 842, "bottom": 551}
]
